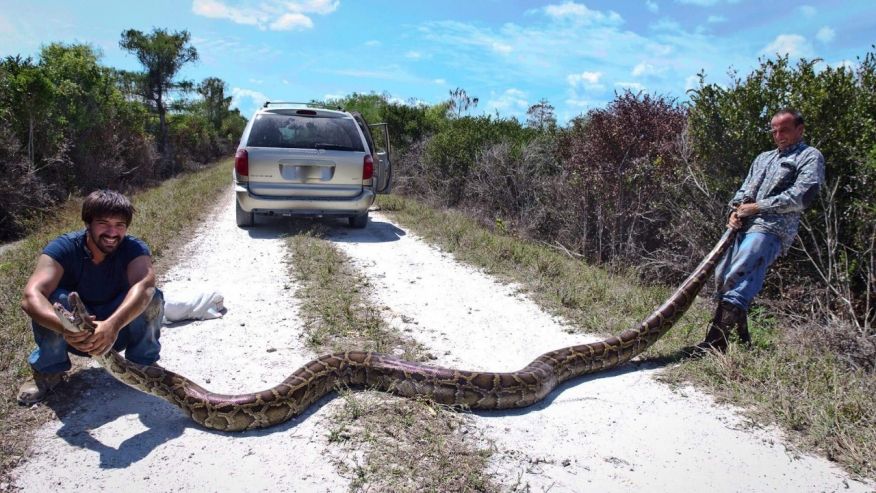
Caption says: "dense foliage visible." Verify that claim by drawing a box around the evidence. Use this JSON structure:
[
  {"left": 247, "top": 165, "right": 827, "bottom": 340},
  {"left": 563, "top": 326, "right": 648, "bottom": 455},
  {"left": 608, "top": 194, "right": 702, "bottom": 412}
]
[{"left": 0, "top": 31, "right": 246, "bottom": 241}]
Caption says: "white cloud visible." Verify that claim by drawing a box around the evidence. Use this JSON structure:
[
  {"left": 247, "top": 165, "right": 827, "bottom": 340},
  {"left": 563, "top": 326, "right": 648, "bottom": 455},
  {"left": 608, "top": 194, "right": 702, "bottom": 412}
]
[
  {"left": 282, "top": 79, "right": 290, "bottom": 84},
  {"left": 192, "top": 0, "right": 338, "bottom": 31},
  {"left": 761, "top": 34, "right": 814, "bottom": 58},
  {"left": 485, "top": 88, "right": 529, "bottom": 115},
  {"left": 799, "top": 5, "right": 817, "bottom": 17},
  {"left": 491, "top": 41, "right": 513, "bottom": 54},
  {"left": 685, "top": 74, "right": 701, "bottom": 90},
  {"left": 816, "top": 26, "right": 835, "bottom": 44},
  {"left": 650, "top": 18, "right": 681, "bottom": 31},
  {"left": 645, "top": 0, "right": 659, "bottom": 13},
  {"left": 231, "top": 87, "right": 269, "bottom": 113},
  {"left": 567, "top": 71, "right": 603, "bottom": 87},
  {"left": 542, "top": 2, "right": 623, "bottom": 25},
  {"left": 565, "top": 98, "right": 590, "bottom": 108},
  {"left": 615, "top": 81, "right": 646, "bottom": 91},
  {"left": 831, "top": 60, "right": 857, "bottom": 71},
  {"left": 405, "top": 51, "right": 422, "bottom": 60},
  {"left": 707, "top": 15, "right": 726, "bottom": 23},
  {"left": 434, "top": 78, "right": 446, "bottom": 85},
  {"left": 632, "top": 62, "right": 666, "bottom": 77},
  {"left": 365, "top": 40, "right": 381, "bottom": 47},
  {"left": 248, "top": 78, "right": 264, "bottom": 84},
  {"left": 270, "top": 13, "right": 313, "bottom": 30}
]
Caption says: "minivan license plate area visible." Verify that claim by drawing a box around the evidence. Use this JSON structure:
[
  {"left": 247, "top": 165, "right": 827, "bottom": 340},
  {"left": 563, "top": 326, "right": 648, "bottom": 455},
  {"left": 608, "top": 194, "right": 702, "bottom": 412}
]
[{"left": 279, "top": 160, "right": 335, "bottom": 182}]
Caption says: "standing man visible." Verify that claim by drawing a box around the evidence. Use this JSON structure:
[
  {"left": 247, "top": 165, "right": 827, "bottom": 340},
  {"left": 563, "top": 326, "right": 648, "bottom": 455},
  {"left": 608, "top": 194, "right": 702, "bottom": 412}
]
[
  {"left": 700, "top": 108, "right": 825, "bottom": 351},
  {"left": 18, "top": 189, "right": 164, "bottom": 404}
]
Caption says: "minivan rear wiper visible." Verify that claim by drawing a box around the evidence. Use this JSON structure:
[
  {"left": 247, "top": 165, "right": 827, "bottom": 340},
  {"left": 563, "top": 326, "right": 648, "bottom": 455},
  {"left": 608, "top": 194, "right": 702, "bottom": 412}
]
[{"left": 314, "top": 143, "right": 355, "bottom": 151}]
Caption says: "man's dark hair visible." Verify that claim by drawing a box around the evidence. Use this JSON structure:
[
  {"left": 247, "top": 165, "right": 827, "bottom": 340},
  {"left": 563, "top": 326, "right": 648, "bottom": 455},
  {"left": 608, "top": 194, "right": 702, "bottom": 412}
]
[
  {"left": 81, "top": 190, "right": 135, "bottom": 225},
  {"left": 774, "top": 108, "right": 804, "bottom": 126}
]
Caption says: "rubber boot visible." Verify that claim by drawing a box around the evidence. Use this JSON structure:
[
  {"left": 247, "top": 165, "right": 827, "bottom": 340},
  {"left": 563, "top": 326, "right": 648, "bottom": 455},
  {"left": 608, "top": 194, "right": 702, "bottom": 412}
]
[
  {"left": 17, "top": 370, "right": 64, "bottom": 405},
  {"left": 696, "top": 301, "right": 744, "bottom": 353}
]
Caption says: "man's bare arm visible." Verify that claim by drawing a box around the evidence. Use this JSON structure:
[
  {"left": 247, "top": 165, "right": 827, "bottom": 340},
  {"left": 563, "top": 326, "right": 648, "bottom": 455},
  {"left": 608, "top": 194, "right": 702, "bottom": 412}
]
[
  {"left": 21, "top": 255, "right": 68, "bottom": 333},
  {"left": 21, "top": 255, "right": 92, "bottom": 349}
]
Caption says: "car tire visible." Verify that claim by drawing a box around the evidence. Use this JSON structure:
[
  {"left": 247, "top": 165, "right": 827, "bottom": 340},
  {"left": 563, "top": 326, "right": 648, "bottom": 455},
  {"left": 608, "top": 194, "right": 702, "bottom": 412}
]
[
  {"left": 236, "top": 200, "right": 254, "bottom": 228},
  {"left": 349, "top": 211, "right": 368, "bottom": 229}
]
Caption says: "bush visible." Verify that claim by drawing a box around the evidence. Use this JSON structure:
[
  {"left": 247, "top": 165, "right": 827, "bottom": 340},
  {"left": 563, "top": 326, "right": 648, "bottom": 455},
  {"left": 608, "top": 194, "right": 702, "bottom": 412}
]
[{"left": 558, "top": 91, "right": 689, "bottom": 265}]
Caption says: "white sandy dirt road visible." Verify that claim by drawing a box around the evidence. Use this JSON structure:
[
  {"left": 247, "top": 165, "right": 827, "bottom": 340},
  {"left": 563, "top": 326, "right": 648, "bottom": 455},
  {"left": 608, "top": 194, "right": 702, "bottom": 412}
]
[{"left": 11, "top": 193, "right": 874, "bottom": 492}]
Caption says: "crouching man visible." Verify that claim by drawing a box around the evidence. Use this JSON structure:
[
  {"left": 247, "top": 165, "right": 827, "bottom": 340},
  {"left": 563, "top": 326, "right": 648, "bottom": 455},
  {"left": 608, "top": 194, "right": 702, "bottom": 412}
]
[{"left": 18, "top": 189, "right": 164, "bottom": 405}]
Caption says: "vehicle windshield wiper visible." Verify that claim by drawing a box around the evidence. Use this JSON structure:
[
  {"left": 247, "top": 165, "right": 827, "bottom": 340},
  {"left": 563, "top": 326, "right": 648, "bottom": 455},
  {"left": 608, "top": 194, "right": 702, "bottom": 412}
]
[{"left": 314, "top": 143, "right": 354, "bottom": 151}]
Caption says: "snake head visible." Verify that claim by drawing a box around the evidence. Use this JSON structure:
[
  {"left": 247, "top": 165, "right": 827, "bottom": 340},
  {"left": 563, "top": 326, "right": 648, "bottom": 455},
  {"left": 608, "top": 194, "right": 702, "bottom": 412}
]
[{"left": 53, "top": 291, "right": 96, "bottom": 334}]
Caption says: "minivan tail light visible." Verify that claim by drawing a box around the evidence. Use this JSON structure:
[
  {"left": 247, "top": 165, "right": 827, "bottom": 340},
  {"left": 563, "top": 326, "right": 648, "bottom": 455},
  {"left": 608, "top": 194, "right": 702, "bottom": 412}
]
[
  {"left": 235, "top": 149, "right": 249, "bottom": 177},
  {"left": 363, "top": 154, "right": 374, "bottom": 180}
]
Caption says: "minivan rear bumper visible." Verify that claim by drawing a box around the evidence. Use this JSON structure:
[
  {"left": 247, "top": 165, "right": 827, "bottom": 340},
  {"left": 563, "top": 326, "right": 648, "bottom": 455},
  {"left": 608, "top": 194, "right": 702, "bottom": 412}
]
[{"left": 235, "top": 184, "right": 374, "bottom": 216}]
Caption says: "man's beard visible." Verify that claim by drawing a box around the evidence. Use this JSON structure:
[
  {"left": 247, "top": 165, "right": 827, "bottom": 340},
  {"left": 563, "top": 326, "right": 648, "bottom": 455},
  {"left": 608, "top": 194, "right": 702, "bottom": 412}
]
[{"left": 87, "top": 228, "right": 122, "bottom": 255}]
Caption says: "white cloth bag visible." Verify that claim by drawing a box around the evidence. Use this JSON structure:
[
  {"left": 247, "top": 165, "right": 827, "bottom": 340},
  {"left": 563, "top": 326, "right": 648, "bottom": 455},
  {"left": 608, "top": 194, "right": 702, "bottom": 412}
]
[{"left": 162, "top": 289, "right": 225, "bottom": 323}]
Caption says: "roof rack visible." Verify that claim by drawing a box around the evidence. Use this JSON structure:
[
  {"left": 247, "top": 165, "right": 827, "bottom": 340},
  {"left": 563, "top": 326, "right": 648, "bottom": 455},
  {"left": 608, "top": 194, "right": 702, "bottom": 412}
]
[{"left": 262, "top": 101, "right": 343, "bottom": 111}]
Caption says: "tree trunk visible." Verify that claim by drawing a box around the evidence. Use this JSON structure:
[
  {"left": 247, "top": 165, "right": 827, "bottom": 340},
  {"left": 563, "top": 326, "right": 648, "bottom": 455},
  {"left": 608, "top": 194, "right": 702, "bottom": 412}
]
[{"left": 28, "top": 114, "right": 34, "bottom": 169}]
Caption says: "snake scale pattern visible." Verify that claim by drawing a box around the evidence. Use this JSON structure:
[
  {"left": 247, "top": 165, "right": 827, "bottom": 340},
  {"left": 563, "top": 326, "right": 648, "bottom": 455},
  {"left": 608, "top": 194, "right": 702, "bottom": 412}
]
[{"left": 53, "top": 228, "right": 736, "bottom": 432}]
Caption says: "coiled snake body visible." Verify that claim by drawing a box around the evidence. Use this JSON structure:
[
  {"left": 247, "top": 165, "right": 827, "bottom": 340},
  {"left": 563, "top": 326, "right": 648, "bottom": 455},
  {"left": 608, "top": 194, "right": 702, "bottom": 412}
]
[{"left": 54, "top": 229, "right": 736, "bottom": 432}]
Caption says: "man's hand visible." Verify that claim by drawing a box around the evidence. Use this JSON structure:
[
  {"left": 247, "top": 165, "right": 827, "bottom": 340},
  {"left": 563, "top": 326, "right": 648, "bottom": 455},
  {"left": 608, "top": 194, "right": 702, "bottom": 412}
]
[
  {"left": 61, "top": 325, "right": 92, "bottom": 353},
  {"left": 61, "top": 315, "right": 118, "bottom": 356},
  {"left": 85, "top": 320, "right": 120, "bottom": 356},
  {"left": 727, "top": 211, "right": 743, "bottom": 230},
  {"left": 735, "top": 202, "right": 760, "bottom": 218}
]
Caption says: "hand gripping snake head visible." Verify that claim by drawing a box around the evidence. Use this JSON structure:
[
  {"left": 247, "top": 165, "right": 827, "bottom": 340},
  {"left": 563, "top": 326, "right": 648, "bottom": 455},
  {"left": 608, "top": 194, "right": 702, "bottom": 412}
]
[{"left": 52, "top": 291, "right": 95, "bottom": 335}]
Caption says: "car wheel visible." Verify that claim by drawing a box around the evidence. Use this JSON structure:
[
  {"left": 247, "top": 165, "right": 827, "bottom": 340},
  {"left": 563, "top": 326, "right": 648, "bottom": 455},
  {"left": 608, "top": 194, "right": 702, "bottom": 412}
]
[
  {"left": 236, "top": 200, "right": 254, "bottom": 228},
  {"left": 348, "top": 211, "right": 368, "bottom": 229}
]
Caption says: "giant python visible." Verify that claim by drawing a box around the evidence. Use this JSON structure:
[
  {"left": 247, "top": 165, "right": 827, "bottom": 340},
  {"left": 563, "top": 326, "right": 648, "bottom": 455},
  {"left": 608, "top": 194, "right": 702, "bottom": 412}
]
[{"left": 53, "top": 228, "right": 736, "bottom": 432}]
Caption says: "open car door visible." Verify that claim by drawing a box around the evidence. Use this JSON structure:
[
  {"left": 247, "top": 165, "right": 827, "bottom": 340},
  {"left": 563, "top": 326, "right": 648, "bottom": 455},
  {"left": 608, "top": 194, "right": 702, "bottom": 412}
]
[{"left": 368, "top": 122, "right": 392, "bottom": 194}]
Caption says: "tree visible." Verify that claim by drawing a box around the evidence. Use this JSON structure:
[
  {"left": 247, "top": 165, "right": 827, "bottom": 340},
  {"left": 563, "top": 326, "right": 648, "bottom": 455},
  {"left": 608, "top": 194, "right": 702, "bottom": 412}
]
[
  {"left": 526, "top": 98, "right": 557, "bottom": 132},
  {"left": 448, "top": 87, "right": 479, "bottom": 118},
  {"left": 197, "top": 77, "right": 232, "bottom": 130},
  {"left": 119, "top": 28, "right": 198, "bottom": 162},
  {"left": 0, "top": 56, "right": 55, "bottom": 167}
]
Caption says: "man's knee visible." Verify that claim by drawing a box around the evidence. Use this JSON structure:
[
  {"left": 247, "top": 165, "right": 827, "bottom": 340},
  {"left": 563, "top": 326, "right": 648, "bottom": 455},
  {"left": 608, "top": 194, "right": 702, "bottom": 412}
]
[{"left": 143, "top": 288, "right": 165, "bottom": 324}]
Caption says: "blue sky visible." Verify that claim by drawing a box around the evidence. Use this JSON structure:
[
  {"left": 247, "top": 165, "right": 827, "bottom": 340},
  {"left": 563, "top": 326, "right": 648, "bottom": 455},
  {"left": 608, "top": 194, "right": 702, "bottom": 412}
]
[{"left": 1, "top": 1, "right": 874, "bottom": 123}]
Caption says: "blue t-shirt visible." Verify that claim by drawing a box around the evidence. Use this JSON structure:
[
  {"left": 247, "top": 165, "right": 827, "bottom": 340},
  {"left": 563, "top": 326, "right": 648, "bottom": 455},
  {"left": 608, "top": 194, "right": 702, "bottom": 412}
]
[{"left": 43, "top": 229, "right": 151, "bottom": 306}]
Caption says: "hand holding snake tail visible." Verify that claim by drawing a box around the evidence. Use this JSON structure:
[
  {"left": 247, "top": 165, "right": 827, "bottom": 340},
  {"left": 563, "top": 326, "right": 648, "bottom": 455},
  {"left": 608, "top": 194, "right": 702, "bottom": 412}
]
[{"left": 54, "top": 228, "right": 737, "bottom": 432}]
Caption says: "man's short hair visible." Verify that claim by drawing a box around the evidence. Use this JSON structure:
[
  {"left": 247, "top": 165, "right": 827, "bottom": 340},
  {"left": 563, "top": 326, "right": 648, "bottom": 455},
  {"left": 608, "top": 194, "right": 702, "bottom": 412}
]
[
  {"left": 774, "top": 108, "right": 804, "bottom": 126},
  {"left": 81, "top": 190, "right": 135, "bottom": 225}
]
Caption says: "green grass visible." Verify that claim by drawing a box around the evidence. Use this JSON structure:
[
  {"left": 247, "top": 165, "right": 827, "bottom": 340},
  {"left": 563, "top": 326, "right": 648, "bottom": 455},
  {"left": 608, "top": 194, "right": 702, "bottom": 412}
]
[
  {"left": 0, "top": 159, "right": 232, "bottom": 480},
  {"left": 377, "top": 193, "right": 876, "bottom": 481},
  {"left": 283, "top": 227, "right": 498, "bottom": 492},
  {"left": 376, "top": 194, "right": 713, "bottom": 353},
  {"left": 285, "top": 227, "right": 425, "bottom": 358}
]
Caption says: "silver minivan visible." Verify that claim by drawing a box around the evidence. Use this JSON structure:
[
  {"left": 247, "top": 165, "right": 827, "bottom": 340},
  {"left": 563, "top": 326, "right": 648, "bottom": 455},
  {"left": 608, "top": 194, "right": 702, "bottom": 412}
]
[{"left": 233, "top": 102, "right": 392, "bottom": 228}]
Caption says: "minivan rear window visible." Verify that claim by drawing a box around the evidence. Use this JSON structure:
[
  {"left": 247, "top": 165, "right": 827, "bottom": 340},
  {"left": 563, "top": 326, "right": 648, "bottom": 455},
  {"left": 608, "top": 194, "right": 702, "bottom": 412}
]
[{"left": 247, "top": 113, "right": 365, "bottom": 151}]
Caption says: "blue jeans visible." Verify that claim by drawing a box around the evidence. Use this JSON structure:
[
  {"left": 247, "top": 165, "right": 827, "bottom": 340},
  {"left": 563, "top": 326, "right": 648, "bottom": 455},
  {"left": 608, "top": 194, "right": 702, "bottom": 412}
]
[
  {"left": 714, "top": 232, "right": 782, "bottom": 312},
  {"left": 28, "top": 288, "right": 164, "bottom": 374}
]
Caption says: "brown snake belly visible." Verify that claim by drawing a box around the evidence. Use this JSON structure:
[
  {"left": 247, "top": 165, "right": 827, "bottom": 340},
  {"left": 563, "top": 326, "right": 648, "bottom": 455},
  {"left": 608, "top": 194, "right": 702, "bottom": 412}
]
[{"left": 55, "top": 228, "right": 736, "bottom": 432}]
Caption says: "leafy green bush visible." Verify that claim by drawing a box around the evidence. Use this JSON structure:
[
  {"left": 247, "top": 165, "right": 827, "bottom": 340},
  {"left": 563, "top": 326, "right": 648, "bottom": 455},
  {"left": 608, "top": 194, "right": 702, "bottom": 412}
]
[{"left": 0, "top": 39, "right": 245, "bottom": 241}]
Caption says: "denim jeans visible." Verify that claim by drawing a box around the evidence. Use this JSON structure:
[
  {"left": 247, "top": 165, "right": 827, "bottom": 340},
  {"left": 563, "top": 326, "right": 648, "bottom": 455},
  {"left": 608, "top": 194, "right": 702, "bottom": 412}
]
[
  {"left": 714, "top": 231, "right": 782, "bottom": 312},
  {"left": 27, "top": 288, "right": 164, "bottom": 374}
]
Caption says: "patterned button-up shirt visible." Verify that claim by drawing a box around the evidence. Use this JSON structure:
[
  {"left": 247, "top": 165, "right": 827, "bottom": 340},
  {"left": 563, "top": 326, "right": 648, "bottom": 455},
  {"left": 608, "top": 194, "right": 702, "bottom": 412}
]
[{"left": 730, "top": 141, "right": 825, "bottom": 253}]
